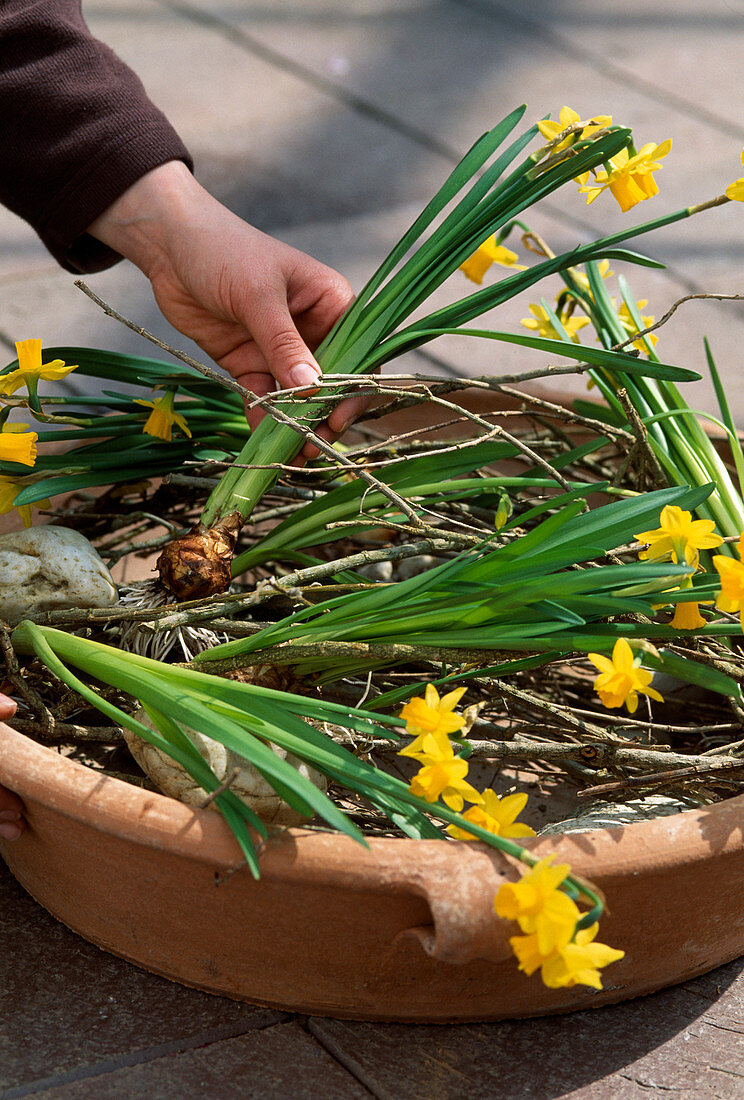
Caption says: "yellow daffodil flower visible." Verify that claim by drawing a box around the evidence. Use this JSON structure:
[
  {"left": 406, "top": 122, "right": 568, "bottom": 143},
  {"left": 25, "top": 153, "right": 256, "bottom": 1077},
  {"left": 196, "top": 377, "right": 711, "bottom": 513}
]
[
  {"left": 725, "top": 149, "right": 744, "bottom": 201},
  {"left": 398, "top": 683, "right": 467, "bottom": 751},
  {"left": 447, "top": 789, "right": 536, "bottom": 841},
  {"left": 537, "top": 106, "right": 613, "bottom": 151},
  {"left": 588, "top": 637, "right": 663, "bottom": 713},
  {"left": 0, "top": 476, "right": 49, "bottom": 528},
  {"left": 521, "top": 303, "right": 590, "bottom": 343},
  {"left": 537, "top": 107, "right": 612, "bottom": 183},
  {"left": 134, "top": 390, "right": 192, "bottom": 442},
  {"left": 0, "top": 339, "right": 77, "bottom": 396},
  {"left": 539, "top": 923, "right": 625, "bottom": 990},
  {"left": 0, "top": 424, "right": 38, "bottom": 467},
  {"left": 570, "top": 259, "right": 613, "bottom": 298},
  {"left": 580, "top": 140, "right": 672, "bottom": 212},
  {"left": 635, "top": 504, "right": 722, "bottom": 568},
  {"left": 460, "top": 235, "right": 526, "bottom": 284},
  {"left": 618, "top": 299, "right": 658, "bottom": 351},
  {"left": 408, "top": 754, "right": 483, "bottom": 812},
  {"left": 713, "top": 534, "right": 744, "bottom": 627},
  {"left": 670, "top": 599, "right": 707, "bottom": 630},
  {"left": 398, "top": 725, "right": 456, "bottom": 765},
  {"left": 508, "top": 932, "right": 548, "bottom": 977},
  {"left": 509, "top": 925, "right": 624, "bottom": 990},
  {"left": 495, "top": 857, "right": 580, "bottom": 956}
]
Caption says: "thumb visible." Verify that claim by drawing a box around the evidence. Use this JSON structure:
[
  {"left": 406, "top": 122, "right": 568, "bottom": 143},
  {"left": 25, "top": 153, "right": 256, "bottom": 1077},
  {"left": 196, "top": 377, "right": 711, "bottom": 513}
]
[{"left": 249, "top": 302, "right": 322, "bottom": 393}]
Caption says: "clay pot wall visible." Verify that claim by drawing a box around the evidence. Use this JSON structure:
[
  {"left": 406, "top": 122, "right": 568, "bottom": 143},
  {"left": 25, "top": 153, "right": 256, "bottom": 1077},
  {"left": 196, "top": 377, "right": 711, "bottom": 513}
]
[{"left": 2, "top": 723, "right": 743, "bottom": 1021}]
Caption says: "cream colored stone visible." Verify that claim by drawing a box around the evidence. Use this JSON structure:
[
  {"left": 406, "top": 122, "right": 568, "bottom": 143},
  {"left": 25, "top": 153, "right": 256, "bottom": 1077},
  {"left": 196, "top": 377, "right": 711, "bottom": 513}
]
[
  {"left": 0, "top": 526, "right": 117, "bottom": 623},
  {"left": 125, "top": 709, "right": 329, "bottom": 827},
  {"left": 538, "top": 793, "right": 714, "bottom": 836}
]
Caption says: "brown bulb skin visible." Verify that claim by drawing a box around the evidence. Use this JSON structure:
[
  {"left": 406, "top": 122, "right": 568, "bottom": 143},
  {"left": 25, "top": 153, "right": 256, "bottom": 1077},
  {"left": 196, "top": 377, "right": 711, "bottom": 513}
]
[{"left": 157, "top": 511, "right": 243, "bottom": 601}]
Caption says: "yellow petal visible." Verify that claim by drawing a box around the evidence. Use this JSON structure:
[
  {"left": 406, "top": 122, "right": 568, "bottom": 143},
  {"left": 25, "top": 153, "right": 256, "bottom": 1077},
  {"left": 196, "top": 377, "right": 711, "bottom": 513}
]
[
  {"left": 438, "top": 686, "right": 467, "bottom": 712},
  {"left": 726, "top": 178, "right": 744, "bottom": 202},
  {"left": 424, "top": 683, "right": 440, "bottom": 710},
  {"left": 15, "top": 338, "right": 42, "bottom": 373}
]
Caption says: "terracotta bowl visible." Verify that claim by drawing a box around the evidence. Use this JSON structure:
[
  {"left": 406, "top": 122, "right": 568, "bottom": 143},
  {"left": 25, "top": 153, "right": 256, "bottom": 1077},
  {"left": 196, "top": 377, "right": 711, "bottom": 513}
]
[{"left": 2, "top": 722, "right": 743, "bottom": 1022}]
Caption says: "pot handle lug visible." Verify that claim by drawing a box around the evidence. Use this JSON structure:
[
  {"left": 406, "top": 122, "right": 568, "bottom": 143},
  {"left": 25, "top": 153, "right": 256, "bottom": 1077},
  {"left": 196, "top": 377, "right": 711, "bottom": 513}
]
[{"left": 397, "top": 846, "right": 516, "bottom": 965}]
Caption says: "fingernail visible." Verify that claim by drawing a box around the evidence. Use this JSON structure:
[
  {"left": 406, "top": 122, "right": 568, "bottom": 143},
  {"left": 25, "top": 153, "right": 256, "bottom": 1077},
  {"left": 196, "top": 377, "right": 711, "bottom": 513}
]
[
  {"left": 288, "top": 363, "right": 320, "bottom": 388},
  {"left": 0, "top": 815, "right": 22, "bottom": 841}
]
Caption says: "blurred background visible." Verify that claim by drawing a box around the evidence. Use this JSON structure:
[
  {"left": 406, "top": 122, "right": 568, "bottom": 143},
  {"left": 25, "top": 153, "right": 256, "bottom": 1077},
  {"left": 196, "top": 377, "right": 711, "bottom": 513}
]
[{"left": 3, "top": 0, "right": 744, "bottom": 415}]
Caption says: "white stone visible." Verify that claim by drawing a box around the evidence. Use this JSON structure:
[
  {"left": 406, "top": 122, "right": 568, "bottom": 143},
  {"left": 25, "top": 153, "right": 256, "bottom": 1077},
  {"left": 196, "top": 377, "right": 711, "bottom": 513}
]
[
  {"left": 125, "top": 709, "right": 329, "bottom": 828},
  {"left": 395, "top": 554, "right": 439, "bottom": 580},
  {"left": 0, "top": 526, "right": 117, "bottom": 623},
  {"left": 538, "top": 793, "right": 713, "bottom": 836},
  {"left": 357, "top": 560, "right": 393, "bottom": 582}
]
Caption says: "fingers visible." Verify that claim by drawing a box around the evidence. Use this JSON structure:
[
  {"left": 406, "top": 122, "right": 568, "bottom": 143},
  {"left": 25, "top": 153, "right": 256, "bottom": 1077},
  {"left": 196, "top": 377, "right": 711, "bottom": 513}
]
[
  {"left": 248, "top": 300, "right": 322, "bottom": 396},
  {"left": 212, "top": 246, "right": 360, "bottom": 445},
  {"left": 0, "top": 692, "right": 17, "bottom": 721},
  {"left": 326, "top": 388, "right": 374, "bottom": 438},
  {"left": 227, "top": 369, "right": 279, "bottom": 433},
  {"left": 297, "top": 423, "right": 336, "bottom": 465},
  {"left": 0, "top": 785, "right": 25, "bottom": 841}
]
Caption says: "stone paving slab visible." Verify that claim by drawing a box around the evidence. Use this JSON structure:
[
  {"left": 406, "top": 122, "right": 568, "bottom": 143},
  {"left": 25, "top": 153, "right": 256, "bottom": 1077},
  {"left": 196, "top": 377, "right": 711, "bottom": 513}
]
[
  {"left": 309, "top": 964, "right": 744, "bottom": 1099},
  {"left": 3, "top": 859, "right": 743, "bottom": 1098},
  {"left": 488, "top": 0, "right": 744, "bottom": 139},
  {"left": 3, "top": 0, "right": 744, "bottom": 415},
  {"left": 27, "top": 1022, "right": 371, "bottom": 1100},
  {"left": 206, "top": 0, "right": 744, "bottom": 261},
  {"left": 0, "top": 865, "right": 285, "bottom": 1095}
]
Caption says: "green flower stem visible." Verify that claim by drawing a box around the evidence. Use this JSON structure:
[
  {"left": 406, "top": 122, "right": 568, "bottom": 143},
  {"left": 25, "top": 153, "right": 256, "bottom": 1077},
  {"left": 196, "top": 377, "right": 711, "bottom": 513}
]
[
  {"left": 197, "top": 123, "right": 645, "bottom": 531},
  {"left": 576, "top": 258, "right": 744, "bottom": 542},
  {"left": 25, "top": 377, "right": 42, "bottom": 416},
  {"left": 13, "top": 621, "right": 267, "bottom": 873}
]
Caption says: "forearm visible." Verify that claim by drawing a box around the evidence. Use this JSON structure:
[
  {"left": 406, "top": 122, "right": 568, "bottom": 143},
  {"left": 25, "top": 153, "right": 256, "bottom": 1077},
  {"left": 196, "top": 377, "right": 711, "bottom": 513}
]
[
  {"left": 88, "top": 161, "right": 240, "bottom": 280},
  {"left": 0, "top": 0, "right": 191, "bottom": 273}
]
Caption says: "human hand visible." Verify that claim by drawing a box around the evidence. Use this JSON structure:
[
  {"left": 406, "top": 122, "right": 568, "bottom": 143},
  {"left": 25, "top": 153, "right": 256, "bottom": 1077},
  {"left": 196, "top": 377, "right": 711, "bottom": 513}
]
[
  {"left": 89, "top": 162, "right": 360, "bottom": 460},
  {"left": 0, "top": 691, "right": 24, "bottom": 841}
]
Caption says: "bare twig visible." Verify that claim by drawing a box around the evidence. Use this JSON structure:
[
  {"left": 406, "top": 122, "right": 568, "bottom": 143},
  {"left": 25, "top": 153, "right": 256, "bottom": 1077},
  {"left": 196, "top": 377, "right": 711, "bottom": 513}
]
[
  {"left": 488, "top": 678, "right": 626, "bottom": 743},
  {"left": 200, "top": 767, "right": 241, "bottom": 808},
  {"left": 612, "top": 291, "right": 744, "bottom": 354},
  {"left": 8, "top": 717, "right": 124, "bottom": 744},
  {"left": 421, "top": 390, "right": 576, "bottom": 494},
  {"left": 576, "top": 756, "right": 744, "bottom": 798},
  {"left": 460, "top": 735, "right": 730, "bottom": 771},
  {"left": 0, "top": 622, "right": 56, "bottom": 736},
  {"left": 185, "top": 639, "right": 503, "bottom": 677},
  {"left": 76, "top": 282, "right": 427, "bottom": 527},
  {"left": 611, "top": 387, "right": 667, "bottom": 490},
  {"left": 151, "top": 538, "right": 471, "bottom": 633},
  {"left": 494, "top": 385, "right": 635, "bottom": 442}
]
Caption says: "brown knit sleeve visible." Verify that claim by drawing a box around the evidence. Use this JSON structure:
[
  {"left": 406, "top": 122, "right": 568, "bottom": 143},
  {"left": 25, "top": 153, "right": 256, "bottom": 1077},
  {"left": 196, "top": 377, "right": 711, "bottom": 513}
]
[{"left": 0, "top": 0, "right": 193, "bottom": 273}]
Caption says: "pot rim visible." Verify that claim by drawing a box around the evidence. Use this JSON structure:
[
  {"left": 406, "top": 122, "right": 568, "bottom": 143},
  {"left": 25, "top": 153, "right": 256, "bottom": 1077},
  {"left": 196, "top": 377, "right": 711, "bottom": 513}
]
[{"left": 4, "top": 720, "right": 743, "bottom": 886}]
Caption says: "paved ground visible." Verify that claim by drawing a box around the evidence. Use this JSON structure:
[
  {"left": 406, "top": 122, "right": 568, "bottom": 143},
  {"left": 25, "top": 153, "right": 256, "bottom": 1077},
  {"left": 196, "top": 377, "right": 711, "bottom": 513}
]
[
  {"left": 2, "top": 862, "right": 743, "bottom": 1099},
  {"left": 4, "top": 0, "right": 744, "bottom": 412},
  {"left": 2, "top": 1, "right": 744, "bottom": 1095}
]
